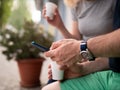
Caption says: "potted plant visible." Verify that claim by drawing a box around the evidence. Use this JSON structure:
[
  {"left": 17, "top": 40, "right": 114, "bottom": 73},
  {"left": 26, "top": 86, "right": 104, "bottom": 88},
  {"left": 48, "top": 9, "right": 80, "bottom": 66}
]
[
  {"left": 0, "top": 21, "right": 54, "bottom": 88},
  {"left": 0, "top": 0, "right": 54, "bottom": 88}
]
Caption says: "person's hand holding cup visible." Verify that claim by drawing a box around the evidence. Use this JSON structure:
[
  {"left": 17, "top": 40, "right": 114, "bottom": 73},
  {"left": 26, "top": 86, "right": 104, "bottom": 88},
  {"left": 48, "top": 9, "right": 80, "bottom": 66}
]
[
  {"left": 45, "top": 2, "right": 57, "bottom": 20},
  {"left": 49, "top": 58, "right": 64, "bottom": 80}
]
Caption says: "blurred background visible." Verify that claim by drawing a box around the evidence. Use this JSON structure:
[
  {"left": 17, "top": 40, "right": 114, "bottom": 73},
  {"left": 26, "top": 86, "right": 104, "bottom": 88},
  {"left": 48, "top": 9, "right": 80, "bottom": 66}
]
[{"left": 0, "top": 0, "right": 72, "bottom": 90}]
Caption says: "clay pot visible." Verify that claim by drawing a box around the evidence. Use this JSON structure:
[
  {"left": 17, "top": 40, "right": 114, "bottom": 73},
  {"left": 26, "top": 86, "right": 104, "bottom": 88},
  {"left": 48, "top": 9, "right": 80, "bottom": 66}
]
[{"left": 17, "top": 58, "right": 44, "bottom": 88}]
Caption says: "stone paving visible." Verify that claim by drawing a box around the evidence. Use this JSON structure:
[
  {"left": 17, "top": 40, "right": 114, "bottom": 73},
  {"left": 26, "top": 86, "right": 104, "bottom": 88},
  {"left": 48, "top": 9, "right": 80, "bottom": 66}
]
[{"left": 0, "top": 47, "right": 49, "bottom": 90}]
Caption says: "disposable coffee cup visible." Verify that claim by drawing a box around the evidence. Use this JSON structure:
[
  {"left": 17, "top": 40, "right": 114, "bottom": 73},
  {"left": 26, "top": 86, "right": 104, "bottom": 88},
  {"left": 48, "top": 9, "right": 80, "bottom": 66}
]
[
  {"left": 50, "top": 61, "right": 64, "bottom": 80},
  {"left": 45, "top": 2, "right": 57, "bottom": 20}
]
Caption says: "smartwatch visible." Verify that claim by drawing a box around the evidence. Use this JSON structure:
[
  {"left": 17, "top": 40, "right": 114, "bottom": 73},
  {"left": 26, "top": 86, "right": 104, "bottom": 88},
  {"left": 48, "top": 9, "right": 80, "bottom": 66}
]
[{"left": 80, "top": 41, "right": 95, "bottom": 61}]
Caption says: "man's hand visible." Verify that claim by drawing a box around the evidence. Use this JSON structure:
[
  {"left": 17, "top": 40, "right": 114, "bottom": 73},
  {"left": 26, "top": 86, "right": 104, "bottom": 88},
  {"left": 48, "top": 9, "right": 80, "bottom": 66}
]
[
  {"left": 48, "top": 57, "right": 109, "bottom": 80},
  {"left": 48, "top": 63, "right": 84, "bottom": 80},
  {"left": 45, "top": 39, "right": 82, "bottom": 66}
]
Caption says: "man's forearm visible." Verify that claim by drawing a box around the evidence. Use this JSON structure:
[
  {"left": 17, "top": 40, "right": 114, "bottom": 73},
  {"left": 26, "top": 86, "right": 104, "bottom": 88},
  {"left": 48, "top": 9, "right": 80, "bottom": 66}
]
[
  {"left": 87, "top": 29, "right": 120, "bottom": 57},
  {"left": 80, "top": 58, "right": 109, "bottom": 76}
]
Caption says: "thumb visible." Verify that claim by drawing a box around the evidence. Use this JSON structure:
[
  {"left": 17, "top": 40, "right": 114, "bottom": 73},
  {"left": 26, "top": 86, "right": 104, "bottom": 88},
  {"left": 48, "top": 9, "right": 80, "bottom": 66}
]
[{"left": 44, "top": 50, "right": 55, "bottom": 57}]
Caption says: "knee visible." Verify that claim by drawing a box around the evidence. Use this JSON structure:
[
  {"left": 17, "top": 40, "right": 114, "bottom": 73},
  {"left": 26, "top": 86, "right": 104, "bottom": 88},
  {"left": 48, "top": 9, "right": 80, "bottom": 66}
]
[
  {"left": 41, "top": 84, "right": 55, "bottom": 90},
  {"left": 41, "top": 86, "right": 47, "bottom": 90},
  {"left": 41, "top": 81, "right": 60, "bottom": 90},
  {"left": 41, "top": 84, "right": 54, "bottom": 90}
]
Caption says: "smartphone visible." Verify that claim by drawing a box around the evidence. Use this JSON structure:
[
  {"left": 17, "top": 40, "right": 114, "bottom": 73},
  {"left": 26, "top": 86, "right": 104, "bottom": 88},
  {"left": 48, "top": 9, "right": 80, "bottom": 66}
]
[
  {"left": 31, "top": 41, "right": 49, "bottom": 52},
  {"left": 32, "top": 41, "right": 57, "bottom": 84}
]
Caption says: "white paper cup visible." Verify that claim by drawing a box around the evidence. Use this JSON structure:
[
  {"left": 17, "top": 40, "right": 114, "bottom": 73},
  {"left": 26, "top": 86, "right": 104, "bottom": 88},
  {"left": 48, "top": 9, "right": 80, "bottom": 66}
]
[
  {"left": 45, "top": 2, "right": 57, "bottom": 20},
  {"left": 50, "top": 61, "right": 64, "bottom": 80}
]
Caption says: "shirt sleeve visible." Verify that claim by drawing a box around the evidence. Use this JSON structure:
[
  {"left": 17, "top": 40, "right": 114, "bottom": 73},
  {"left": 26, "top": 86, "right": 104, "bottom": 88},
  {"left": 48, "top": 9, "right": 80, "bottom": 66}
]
[
  {"left": 113, "top": 0, "right": 120, "bottom": 30},
  {"left": 109, "top": 0, "right": 120, "bottom": 73},
  {"left": 109, "top": 58, "right": 120, "bottom": 72}
]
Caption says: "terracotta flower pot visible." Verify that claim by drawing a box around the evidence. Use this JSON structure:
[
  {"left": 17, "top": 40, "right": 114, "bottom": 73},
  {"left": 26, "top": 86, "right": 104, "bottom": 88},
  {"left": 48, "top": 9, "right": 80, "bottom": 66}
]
[{"left": 17, "top": 58, "right": 44, "bottom": 88}]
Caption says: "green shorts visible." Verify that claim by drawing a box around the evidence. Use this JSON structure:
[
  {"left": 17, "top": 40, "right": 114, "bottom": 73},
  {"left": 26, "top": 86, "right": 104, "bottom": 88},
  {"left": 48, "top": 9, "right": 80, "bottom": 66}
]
[{"left": 60, "top": 70, "right": 120, "bottom": 90}]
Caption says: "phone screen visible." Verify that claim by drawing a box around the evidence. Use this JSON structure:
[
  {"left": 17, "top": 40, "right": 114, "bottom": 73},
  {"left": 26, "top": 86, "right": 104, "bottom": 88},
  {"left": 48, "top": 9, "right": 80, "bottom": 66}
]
[{"left": 31, "top": 41, "right": 49, "bottom": 52}]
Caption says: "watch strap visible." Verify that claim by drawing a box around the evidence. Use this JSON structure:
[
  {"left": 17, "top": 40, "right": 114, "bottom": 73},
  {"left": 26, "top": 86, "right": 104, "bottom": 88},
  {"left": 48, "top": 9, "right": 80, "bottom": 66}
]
[
  {"left": 80, "top": 41, "right": 95, "bottom": 60},
  {"left": 80, "top": 41, "right": 87, "bottom": 51},
  {"left": 87, "top": 49, "right": 95, "bottom": 61}
]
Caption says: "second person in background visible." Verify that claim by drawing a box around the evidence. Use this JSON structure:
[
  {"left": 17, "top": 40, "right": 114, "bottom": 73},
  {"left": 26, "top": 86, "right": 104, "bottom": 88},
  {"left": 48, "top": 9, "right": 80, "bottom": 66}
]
[{"left": 42, "top": 0, "right": 117, "bottom": 90}]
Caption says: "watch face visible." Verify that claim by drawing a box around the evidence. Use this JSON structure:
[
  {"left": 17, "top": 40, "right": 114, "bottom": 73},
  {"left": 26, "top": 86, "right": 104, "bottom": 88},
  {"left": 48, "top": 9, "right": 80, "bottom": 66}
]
[{"left": 80, "top": 51, "right": 89, "bottom": 59}]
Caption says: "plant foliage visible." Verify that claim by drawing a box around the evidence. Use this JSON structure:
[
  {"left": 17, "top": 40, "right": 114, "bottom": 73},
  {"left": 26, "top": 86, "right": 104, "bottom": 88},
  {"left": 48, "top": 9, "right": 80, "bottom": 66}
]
[
  {"left": 0, "top": 0, "right": 13, "bottom": 28},
  {"left": 0, "top": 21, "right": 53, "bottom": 60}
]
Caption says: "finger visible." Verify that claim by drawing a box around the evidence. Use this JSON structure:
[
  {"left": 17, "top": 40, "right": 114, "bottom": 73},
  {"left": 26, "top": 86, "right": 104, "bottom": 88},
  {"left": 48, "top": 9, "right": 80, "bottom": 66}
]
[
  {"left": 54, "top": 8, "right": 59, "bottom": 16},
  {"left": 42, "top": 9, "right": 46, "bottom": 16},
  {"left": 51, "top": 56, "right": 61, "bottom": 62},
  {"left": 48, "top": 69, "right": 52, "bottom": 74},
  {"left": 48, "top": 69, "right": 52, "bottom": 79},
  {"left": 46, "top": 16, "right": 54, "bottom": 21},
  {"left": 48, "top": 64, "right": 51, "bottom": 68},
  {"left": 50, "top": 41, "right": 62, "bottom": 50},
  {"left": 59, "top": 58, "right": 73, "bottom": 67},
  {"left": 59, "top": 65, "right": 68, "bottom": 70},
  {"left": 48, "top": 74, "right": 52, "bottom": 79},
  {"left": 56, "top": 60, "right": 65, "bottom": 65},
  {"left": 63, "top": 54, "right": 82, "bottom": 67},
  {"left": 44, "top": 50, "right": 55, "bottom": 57}
]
